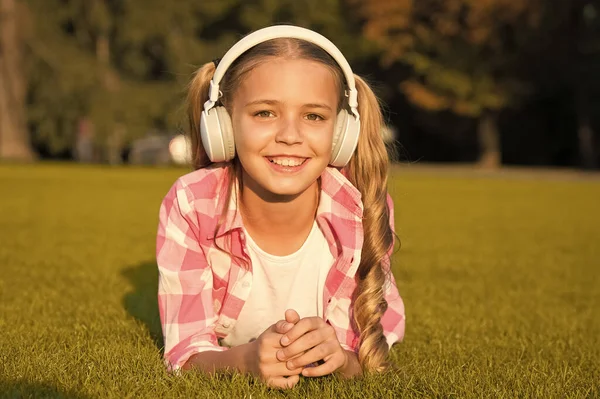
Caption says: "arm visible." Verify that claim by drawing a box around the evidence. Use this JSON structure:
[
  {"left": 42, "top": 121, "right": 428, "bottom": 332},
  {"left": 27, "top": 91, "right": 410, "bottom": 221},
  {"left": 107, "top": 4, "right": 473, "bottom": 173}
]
[
  {"left": 157, "top": 180, "right": 225, "bottom": 371},
  {"left": 183, "top": 342, "right": 252, "bottom": 373},
  {"left": 298, "top": 193, "right": 404, "bottom": 374},
  {"left": 158, "top": 182, "right": 302, "bottom": 388},
  {"left": 338, "top": 350, "right": 362, "bottom": 378},
  {"left": 185, "top": 321, "right": 304, "bottom": 389},
  {"left": 270, "top": 193, "right": 405, "bottom": 378}
]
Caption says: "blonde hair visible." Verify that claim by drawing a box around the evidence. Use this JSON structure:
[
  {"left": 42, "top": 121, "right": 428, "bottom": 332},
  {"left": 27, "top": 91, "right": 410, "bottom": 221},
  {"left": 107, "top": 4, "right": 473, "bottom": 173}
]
[{"left": 186, "top": 38, "right": 395, "bottom": 373}]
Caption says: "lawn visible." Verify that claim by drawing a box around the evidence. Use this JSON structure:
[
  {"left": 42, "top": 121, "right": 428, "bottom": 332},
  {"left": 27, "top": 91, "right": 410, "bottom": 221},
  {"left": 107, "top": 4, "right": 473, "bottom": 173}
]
[{"left": 1, "top": 163, "right": 598, "bottom": 398}]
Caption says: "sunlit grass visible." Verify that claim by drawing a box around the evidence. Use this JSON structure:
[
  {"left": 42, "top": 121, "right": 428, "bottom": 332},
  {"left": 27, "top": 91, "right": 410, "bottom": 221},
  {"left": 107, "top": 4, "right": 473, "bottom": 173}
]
[{"left": 1, "top": 163, "right": 598, "bottom": 398}]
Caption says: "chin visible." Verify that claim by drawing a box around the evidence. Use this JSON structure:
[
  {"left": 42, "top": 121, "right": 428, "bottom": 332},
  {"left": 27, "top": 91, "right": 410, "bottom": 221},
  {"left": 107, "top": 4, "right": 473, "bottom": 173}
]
[{"left": 264, "top": 182, "right": 312, "bottom": 198}]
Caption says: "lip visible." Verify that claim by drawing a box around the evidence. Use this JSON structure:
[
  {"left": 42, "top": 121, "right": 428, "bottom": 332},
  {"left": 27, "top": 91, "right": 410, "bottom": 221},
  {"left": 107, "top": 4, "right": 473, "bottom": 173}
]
[
  {"left": 265, "top": 154, "right": 308, "bottom": 160},
  {"left": 264, "top": 156, "right": 310, "bottom": 173}
]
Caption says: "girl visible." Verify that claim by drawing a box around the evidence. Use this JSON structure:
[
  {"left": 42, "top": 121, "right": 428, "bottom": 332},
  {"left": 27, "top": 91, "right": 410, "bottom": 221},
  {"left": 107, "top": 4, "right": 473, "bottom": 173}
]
[{"left": 156, "top": 25, "right": 405, "bottom": 390}]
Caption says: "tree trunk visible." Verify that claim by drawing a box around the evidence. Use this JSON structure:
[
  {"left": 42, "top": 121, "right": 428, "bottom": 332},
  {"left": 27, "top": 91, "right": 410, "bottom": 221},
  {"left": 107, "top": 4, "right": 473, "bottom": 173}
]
[
  {"left": 577, "top": 109, "right": 597, "bottom": 170},
  {"left": 0, "top": 0, "right": 35, "bottom": 160},
  {"left": 96, "top": 19, "right": 122, "bottom": 164},
  {"left": 574, "top": 5, "right": 598, "bottom": 171},
  {"left": 477, "top": 111, "right": 501, "bottom": 169}
]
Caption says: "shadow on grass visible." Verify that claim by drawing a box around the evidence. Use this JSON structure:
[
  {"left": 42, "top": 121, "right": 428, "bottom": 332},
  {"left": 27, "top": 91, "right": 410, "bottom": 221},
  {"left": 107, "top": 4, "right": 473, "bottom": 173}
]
[
  {"left": 121, "top": 261, "right": 164, "bottom": 349},
  {"left": 0, "top": 380, "right": 90, "bottom": 399}
]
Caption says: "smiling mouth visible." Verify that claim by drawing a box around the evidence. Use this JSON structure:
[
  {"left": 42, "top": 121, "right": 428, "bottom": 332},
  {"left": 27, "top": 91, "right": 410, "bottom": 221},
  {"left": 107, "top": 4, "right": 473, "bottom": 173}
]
[{"left": 265, "top": 157, "right": 308, "bottom": 167}]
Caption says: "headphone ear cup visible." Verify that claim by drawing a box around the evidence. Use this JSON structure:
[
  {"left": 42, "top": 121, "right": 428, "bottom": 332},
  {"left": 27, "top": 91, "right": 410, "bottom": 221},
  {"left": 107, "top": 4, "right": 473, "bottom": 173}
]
[
  {"left": 330, "top": 111, "right": 348, "bottom": 165},
  {"left": 330, "top": 110, "right": 360, "bottom": 167},
  {"left": 199, "top": 106, "right": 235, "bottom": 162},
  {"left": 200, "top": 108, "right": 221, "bottom": 162},
  {"left": 215, "top": 106, "right": 235, "bottom": 161}
]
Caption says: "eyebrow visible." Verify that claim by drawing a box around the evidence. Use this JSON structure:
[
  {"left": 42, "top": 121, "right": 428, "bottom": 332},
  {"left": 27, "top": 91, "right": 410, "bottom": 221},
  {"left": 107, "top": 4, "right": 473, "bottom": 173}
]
[
  {"left": 304, "top": 103, "right": 333, "bottom": 111},
  {"left": 245, "top": 99, "right": 280, "bottom": 107},
  {"left": 244, "top": 99, "right": 333, "bottom": 111}
]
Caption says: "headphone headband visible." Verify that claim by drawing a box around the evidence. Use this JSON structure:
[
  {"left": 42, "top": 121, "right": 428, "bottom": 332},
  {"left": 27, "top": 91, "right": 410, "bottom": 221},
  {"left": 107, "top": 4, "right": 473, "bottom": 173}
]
[{"left": 204, "top": 25, "right": 359, "bottom": 120}]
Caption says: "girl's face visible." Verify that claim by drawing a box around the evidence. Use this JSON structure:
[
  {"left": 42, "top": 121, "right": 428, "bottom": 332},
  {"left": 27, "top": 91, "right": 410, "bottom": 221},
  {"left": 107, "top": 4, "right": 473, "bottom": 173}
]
[{"left": 231, "top": 58, "right": 339, "bottom": 200}]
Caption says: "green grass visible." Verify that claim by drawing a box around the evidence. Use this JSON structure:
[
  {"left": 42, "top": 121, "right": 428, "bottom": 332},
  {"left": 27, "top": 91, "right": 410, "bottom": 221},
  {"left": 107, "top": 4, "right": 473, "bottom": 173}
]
[{"left": 1, "top": 163, "right": 599, "bottom": 398}]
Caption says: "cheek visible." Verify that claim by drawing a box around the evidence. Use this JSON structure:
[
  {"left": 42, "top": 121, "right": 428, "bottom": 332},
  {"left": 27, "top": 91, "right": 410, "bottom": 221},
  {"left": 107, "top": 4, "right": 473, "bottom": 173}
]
[
  {"left": 231, "top": 115, "right": 254, "bottom": 153},
  {"left": 309, "top": 126, "right": 335, "bottom": 155},
  {"left": 232, "top": 114, "right": 271, "bottom": 149}
]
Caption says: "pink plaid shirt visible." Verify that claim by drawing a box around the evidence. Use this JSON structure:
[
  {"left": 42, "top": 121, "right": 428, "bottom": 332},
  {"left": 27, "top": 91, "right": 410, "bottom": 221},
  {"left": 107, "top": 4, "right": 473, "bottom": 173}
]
[{"left": 156, "top": 164, "right": 405, "bottom": 371}]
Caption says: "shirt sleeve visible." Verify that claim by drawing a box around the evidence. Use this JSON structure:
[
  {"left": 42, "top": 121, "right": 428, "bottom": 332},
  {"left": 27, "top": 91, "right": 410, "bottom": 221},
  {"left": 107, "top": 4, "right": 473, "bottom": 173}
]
[
  {"left": 381, "top": 193, "right": 406, "bottom": 349},
  {"left": 156, "top": 180, "right": 226, "bottom": 372}
]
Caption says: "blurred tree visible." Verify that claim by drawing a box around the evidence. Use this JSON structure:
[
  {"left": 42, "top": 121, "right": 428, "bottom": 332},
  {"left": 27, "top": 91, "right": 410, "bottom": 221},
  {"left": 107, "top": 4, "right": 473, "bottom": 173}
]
[
  {"left": 0, "top": 0, "right": 35, "bottom": 160},
  {"left": 353, "top": 0, "right": 544, "bottom": 168},
  {"left": 25, "top": 0, "right": 112, "bottom": 158}
]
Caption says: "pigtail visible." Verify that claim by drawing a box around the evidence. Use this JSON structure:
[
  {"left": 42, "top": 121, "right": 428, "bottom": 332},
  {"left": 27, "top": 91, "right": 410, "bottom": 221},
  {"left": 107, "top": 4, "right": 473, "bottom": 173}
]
[
  {"left": 346, "top": 75, "right": 395, "bottom": 372},
  {"left": 187, "top": 62, "right": 217, "bottom": 170}
]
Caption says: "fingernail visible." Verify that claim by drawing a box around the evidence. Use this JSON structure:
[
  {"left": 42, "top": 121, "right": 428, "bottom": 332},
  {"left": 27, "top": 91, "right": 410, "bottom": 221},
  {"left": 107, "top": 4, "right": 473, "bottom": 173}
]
[
  {"left": 281, "top": 322, "right": 289, "bottom": 329},
  {"left": 281, "top": 336, "right": 290, "bottom": 345},
  {"left": 277, "top": 349, "right": 285, "bottom": 360}
]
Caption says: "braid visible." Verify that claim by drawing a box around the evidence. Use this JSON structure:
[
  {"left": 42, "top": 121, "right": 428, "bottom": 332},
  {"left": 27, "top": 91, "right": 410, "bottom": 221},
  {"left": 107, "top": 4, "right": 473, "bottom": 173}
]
[{"left": 347, "top": 75, "right": 394, "bottom": 372}]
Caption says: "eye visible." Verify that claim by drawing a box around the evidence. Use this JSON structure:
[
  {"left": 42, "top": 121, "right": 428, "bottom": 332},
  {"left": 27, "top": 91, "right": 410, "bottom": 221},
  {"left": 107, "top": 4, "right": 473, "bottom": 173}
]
[
  {"left": 254, "top": 110, "right": 274, "bottom": 118},
  {"left": 305, "top": 113, "right": 324, "bottom": 121}
]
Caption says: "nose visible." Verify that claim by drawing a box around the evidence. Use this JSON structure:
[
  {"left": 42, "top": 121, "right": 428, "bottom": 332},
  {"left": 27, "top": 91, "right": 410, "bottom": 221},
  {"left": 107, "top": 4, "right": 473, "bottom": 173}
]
[{"left": 274, "top": 115, "right": 303, "bottom": 145}]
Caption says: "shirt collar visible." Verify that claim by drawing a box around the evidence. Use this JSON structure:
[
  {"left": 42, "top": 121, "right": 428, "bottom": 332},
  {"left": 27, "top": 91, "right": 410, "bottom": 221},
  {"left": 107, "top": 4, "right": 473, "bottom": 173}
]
[
  {"left": 212, "top": 166, "right": 363, "bottom": 239},
  {"left": 318, "top": 167, "right": 363, "bottom": 220},
  {"left": 213, "top": 166, "right": 243, "bottom": 239}
]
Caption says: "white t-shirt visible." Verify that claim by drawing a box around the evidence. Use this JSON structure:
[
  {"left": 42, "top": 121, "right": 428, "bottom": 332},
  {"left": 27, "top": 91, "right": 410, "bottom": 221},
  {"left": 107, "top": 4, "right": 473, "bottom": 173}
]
[{"left": 221, "top": 222, "right": 334, "bottom": 347}]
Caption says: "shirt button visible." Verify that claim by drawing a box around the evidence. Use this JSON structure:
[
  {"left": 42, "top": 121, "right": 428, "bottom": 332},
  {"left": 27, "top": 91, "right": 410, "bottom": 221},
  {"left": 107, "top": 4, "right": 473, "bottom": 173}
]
[
  {"left": 222, "top": 322, "right": 230, "bottom": 328},
  {"left": 243, "top": 281, "right": 250, "bottom": 288}
]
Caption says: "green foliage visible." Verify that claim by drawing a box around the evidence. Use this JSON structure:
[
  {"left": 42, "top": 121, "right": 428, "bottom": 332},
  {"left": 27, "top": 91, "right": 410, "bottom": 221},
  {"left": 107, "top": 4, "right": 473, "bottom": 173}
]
[
  {"left": 0, "top": 164, "right": 598, "bottom": 397},
  {"left": 24, "top": 0, "right": 99, "bottom": 154}
]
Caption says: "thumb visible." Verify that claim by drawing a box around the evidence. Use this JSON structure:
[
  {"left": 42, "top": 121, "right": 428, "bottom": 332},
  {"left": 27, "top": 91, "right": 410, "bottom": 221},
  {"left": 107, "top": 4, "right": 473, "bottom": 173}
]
[
  {"left": 285, "top": 309, "right": 300, "bottom": 324},
  {"left": 273, "top": 319, "right": 294, "bottom": 335}
]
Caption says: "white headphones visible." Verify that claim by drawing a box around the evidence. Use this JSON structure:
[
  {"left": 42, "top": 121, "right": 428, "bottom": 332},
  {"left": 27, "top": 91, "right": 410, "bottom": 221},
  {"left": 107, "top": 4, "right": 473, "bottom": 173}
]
[{"left": 199, "top": 25, "right": 361, "bottom": 168}]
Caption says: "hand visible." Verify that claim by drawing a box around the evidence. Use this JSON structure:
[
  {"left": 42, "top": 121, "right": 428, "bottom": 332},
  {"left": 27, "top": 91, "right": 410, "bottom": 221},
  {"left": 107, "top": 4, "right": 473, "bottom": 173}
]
[
  {"left": 247, "top": 318, "right": 303, "bottom": 389},
  {"left": 275, "top": 310, "right": 348, "bottom": 377}
]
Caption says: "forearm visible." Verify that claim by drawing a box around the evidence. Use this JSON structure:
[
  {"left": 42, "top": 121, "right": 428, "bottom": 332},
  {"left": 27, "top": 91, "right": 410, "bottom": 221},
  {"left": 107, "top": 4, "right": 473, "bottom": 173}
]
[
  {"left": 337, "top": 350, "right": 362, "bottom": 378},
  {"left": 183, "top": 342, "right": 253, "bottom": 374}
]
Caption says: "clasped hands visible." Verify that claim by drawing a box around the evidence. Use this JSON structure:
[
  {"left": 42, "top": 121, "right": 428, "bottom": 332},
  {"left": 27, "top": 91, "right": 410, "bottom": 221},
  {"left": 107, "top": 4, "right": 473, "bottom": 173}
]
[{"left": 249, "top": 309, "right": 349, "bottom": 389}]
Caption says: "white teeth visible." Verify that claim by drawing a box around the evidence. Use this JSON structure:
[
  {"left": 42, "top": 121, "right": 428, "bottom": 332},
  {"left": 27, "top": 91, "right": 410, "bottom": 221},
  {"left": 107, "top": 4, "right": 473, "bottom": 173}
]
[{"left": 270, "top": 158, "right": 304, "bottom": 166}]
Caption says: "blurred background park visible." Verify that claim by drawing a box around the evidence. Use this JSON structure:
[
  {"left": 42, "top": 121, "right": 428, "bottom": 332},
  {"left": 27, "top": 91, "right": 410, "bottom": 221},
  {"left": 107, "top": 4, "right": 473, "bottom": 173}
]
[{"left": 1, "top": 0, "right": 600, "bottom": 170}]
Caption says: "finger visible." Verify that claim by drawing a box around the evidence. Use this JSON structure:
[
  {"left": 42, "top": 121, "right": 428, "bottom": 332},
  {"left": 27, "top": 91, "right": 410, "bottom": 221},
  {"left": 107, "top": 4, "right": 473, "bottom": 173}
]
[
  {"left": 256, "top": 329, "right": 286, "bottom": 354},
  {"left": 301, "top": 357, "right": 342, "bottom": 377},
  {"left": 264, "top": 361, "right": 304, "bottom": 377},
  {"left": 285, "top": 375, "right": 301, "bottom": 388},
  {"left": 266, "top": 375, "right": 300, "bottom": 390},
  {"left": 280, "top": 317, "right": 324, "bottom": 346},
  {"left": 285, "top": 309, "right": 301, "bottom": 324},
  {"left": 287, "top": 350, "right": 305, "bottom": 361},
  {"left": 273, "top": 319, "right": 295, "bottom": 335},
  {"left": 278, "top": 362, "right": 305, "bottom": 377},
  {"left": 285, "top": 342, "right": 338, "bottom": 370},
  {"left": 277, "top": 329, "right": 326, "bottom": 361}
]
